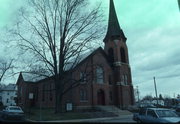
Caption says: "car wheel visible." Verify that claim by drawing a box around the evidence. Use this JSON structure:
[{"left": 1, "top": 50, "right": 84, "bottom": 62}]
[
  {"left": 137, "top": 119, "right": 142, "bottom": 123},
  {"left": 2, "top": 115, "right": 7, "bottom": 120}
]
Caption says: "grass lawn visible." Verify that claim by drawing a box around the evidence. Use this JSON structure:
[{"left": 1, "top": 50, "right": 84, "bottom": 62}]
[{"left": 25, "top": 108, "right": 91, "bottom": 121}]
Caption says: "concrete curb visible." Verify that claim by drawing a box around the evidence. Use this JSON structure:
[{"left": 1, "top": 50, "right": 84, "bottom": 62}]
[{"left": 27, "top": 114, "right": 133, "bottom": 123}]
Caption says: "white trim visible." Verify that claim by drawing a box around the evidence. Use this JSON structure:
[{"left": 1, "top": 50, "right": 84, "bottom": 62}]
[{"left": 113, "top": 61, "right": 129, "bottom": 67}]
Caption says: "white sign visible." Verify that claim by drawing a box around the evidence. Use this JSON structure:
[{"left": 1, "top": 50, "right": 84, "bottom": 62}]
[
  {"left": 29, "top": 93, "right": 34, "bottom": 99},
  {"left": 66, "top": 103, "right": 72, "bottom": 111}
]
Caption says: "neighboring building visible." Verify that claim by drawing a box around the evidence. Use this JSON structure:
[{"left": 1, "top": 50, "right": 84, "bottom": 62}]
[
  {"left": 141, "top": 100, "right": 152, "bottom": 105},
  {"left": 1, "top": 84, "right": 17, "bottom": 106},
  {"left": 140, "top": 98, "right": 165, "bottom": 107},
  {"left": 16, "top": 0, "right": 135, "bottom": 110},
  {"left": 152, "top": 99, "right": 165, "bottom": 106}
]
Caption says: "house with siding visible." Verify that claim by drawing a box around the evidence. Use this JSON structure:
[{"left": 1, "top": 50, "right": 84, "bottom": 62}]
[{"left": 1, "top": 84, "right": 17, "bottom": 106}]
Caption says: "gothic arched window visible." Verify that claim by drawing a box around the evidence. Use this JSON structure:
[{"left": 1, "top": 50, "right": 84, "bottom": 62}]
[
  {"left": 80, "top": 89, "right": 87, "bottom": 101},
  {"left": 120, "top": 47, "right": 126, "bottom": 63},
  {"left": 96, "top": 66, "right": 104, "bottom": 84},
  {"left": 108, "top": 48, "right": 114, "bottom": 64}
]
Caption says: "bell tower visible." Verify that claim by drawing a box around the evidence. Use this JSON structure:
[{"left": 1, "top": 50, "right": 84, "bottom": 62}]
[{"left": 104, "top": 0, "right": 134, "bottom": 108}]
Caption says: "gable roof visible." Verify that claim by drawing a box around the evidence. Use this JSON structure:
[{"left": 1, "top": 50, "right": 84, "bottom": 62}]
[
  {"left": 21, "top": 73, "right": 47, "bottom": 82},
  {"left": 17, "top": 47, "right": 110, "bottom": 83},
  {"left": 71, "top": 47, "right": 110, "bottom": 71},
  {"left": 2, "top": 84, "right": 17, "bottom": 91}
]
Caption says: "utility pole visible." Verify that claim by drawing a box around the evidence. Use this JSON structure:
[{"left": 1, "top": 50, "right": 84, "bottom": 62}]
[{"left": 153, "top": 77, "right": 158, "bottom": 105}]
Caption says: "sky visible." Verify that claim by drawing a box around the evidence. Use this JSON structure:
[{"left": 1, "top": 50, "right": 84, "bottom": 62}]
[{"left": 0, "top": 0, "right": 180, "bottom": 99}]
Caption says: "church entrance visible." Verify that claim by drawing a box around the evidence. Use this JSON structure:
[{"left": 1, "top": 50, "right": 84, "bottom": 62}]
[{"left": 97, "top": 89, "right": 105, "bottom": 105}]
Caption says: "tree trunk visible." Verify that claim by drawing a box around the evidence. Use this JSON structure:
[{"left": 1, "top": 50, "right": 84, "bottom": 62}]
[
  {"left": 55, "top": 90, "right": 64, "bottom": 113},
  {"left": 54, "top": 79, "right": 65, "bottom": 113}
]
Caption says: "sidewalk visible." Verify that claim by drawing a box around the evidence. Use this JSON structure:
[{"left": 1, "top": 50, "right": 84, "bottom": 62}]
[{"left": 27, "top": 114, "right": 133, "bottom": 123}]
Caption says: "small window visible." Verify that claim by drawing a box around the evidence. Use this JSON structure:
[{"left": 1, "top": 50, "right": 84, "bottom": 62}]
[
  {"left": 7, "top": 93, "right": 9, "bottom": 95},
  {"left": 6, "top": 99, "right": 9, "bottom": 103}
]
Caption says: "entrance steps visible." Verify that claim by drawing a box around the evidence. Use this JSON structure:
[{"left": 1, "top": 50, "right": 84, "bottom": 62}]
[{"left": 94, "top": 105, "right": 132, "bottom": 116}]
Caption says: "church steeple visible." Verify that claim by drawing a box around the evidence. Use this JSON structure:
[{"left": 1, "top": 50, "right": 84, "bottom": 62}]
[{"left": 103, "top": 0, "right": 126, "bottom": 42}]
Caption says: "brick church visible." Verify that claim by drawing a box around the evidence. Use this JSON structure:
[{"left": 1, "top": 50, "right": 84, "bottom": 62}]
[{"left": 16, "top": 0, "right": 134, "bottom": 110}]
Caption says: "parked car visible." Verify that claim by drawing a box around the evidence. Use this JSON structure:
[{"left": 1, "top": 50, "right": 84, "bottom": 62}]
[
  {"left": 138, "top": 103, "right": 156, "bottom": 108},
  {"left": 133, "top": 107, "right": 180, "bottom": 123},
  {"left": 1, "top": 106, "right": 25, "bottom": 121},
  {"left": 176, "top": 108, "right": 180, "bottom": 117}
]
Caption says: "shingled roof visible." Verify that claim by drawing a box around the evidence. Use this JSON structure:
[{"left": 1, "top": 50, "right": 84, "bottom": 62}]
[
  {"left": 103, "top": 0, "right": 126, "bottom": 42},
  {"left": 19, "top": 47, "right": 106, "bottom": 83}
]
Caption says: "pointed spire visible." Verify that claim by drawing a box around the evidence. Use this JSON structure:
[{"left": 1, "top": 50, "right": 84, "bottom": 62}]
[{"left": 103, "top": 0, "right": 126, "bottom": 42}]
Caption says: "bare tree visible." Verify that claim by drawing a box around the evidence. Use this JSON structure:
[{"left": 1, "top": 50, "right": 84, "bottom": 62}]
[
  {"left": 142, "top": 95, "right": 153, "bottom": 101},
  {"left": 14, "top": 0, "right": 104, "bottom": 113},
  {"left": 0, "top": 59, "right": 14, "bottom": 83}
]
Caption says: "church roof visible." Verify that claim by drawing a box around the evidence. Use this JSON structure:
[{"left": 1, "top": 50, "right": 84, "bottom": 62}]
[
  {"left": 18, "top": 47, "right": 110, "bottom": 83},
  {"left": 103, "top": 0, "right": 126, "bottom": 42},
  {"left": 21, "top": 73, "right": 47, "bottom": 82},
  {"left": 71, "top": 47, "right": 110, "bottom": 71}
]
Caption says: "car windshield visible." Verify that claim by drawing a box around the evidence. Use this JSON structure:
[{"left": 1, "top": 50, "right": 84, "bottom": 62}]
[
  {"left": 9, "top": 107, "right": 21, "bottom": 110},
  {"left": 156, "top": 110, "right": 178, "bottom": 117}
]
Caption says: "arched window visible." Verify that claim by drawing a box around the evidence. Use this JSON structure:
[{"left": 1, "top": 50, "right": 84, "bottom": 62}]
[
  {"left": 108, "top": 48, "right": 114, "bottom": 64},
  {"left": 80, "top": 89, "right": 87, "bottom": 101},
  {"left": 120, "top": 47, "right": 126, "bottom": 63},
  {"left": 80, "top": 72, "right": 87, "bottom": 84},
  {"left": 125, "top": 75, "right": 128, "bottom": 85},
  {"left": 42, "top": 84, "right": 45, "bottom": 101},
  {"left": 121, "top": 74, "right": 128, "bottom": 85},
  {"left": 96, "top": 66, "right": 104, "bottom": 84}
]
